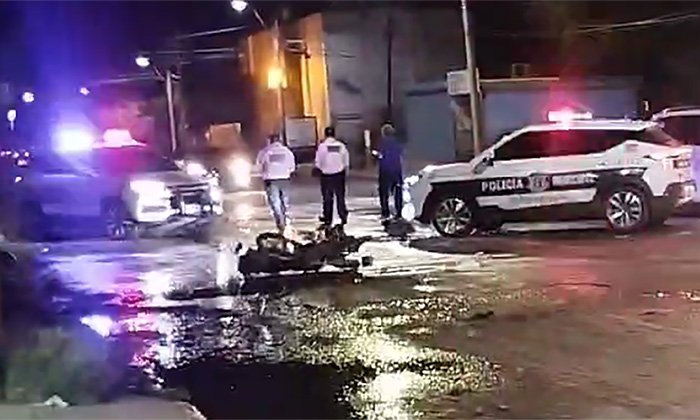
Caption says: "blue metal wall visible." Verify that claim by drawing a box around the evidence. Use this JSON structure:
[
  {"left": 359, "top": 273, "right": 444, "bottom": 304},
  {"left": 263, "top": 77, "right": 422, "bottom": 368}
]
[
  {"left": 483, "top": 88, "right": 638, "bottom": 147},
  {"left": 404, "top": 82, "right": 456, "bottom": 163},
  {"left": 403, "top": 79, "right": 639, "bottom": 164}
]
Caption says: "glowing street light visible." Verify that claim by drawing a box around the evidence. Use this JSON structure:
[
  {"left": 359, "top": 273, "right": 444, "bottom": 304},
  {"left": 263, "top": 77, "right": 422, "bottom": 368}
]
[
  {"left": 21, "top": 91, "right": 34, "bottom": 103},
  {"left": 7, "top": 109, "right": 16, "bottom": 131},
  {"left": 79, "top": 87, "right": 90, "bottom": 96},
  {"left": 267, "top": 67, "right": 286, "bottom": 89},
  {"left": 135, "top": 55, "right": 151, "bottom": 68},
  {"left": 230, "top": 0, "right": 265, "bottom": 28},
  {"left": 230, "top": 0, "right": 248, "bottom": 12}
]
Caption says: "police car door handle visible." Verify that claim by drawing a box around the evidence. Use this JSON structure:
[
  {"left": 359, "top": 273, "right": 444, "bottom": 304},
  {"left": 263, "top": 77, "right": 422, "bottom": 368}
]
[{"left": 597, "top": 162, "right": 608, "bottom": 167}]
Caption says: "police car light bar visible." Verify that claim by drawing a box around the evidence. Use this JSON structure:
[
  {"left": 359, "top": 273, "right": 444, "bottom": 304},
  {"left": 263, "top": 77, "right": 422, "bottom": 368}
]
[
  {"left": 54, "top": 126, "right": 95, "bottom": 152},
  {"left": 98, "top": 129, "right": 144, "bottom": 148},
  {"left": 547, "top": 109, "right": 593, "bottom": 123}
]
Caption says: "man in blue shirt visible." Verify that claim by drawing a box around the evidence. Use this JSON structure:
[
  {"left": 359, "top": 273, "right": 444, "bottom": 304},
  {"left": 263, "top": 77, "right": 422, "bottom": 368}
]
[{"left": 374, "top": 123, "right": 404, "bottom": 221}]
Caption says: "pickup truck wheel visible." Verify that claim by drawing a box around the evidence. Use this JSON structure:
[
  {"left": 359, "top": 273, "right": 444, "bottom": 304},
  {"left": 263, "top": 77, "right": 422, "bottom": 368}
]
[
  {"left": 431, "top": 195, "right": 474, "bottom": 237},
  {"left": 103, "top": 201, "right": 128, "bottom": 240},
  {"left": 604, "top": 186, "right": 650, "bottom": 234}
]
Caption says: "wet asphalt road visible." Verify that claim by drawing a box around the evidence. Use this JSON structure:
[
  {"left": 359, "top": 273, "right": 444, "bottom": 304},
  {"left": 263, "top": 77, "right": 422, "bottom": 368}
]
[{"left": 7, "top": 179, "right": 700, "bottom": 418}]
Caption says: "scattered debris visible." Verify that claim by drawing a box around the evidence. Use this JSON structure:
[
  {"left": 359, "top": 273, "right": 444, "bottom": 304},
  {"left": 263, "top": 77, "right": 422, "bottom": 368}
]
[
  {"left": 497, "top": 404, "right": 510, "bottom": 412},
  {"left": 466, "top": 310, "right": 495, "bottom": 322},
  {"left": 214, "top": 226, "right": 374, "bottom": 293}
]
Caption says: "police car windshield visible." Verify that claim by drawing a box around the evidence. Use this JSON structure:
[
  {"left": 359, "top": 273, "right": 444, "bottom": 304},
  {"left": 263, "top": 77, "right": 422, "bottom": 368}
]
[{"left": 91, "top": 147, "right": 179, "bottom": 175}]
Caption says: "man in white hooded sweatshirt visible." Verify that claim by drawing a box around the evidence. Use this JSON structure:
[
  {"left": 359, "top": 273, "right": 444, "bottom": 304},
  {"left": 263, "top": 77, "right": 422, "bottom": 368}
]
[{"left": 256, "top": 133, "right": 296, "bottom": 232}]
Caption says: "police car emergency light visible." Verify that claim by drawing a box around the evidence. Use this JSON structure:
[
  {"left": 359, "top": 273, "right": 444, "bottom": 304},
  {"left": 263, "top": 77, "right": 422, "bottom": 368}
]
[
  {"left": 547, "top": 109, "right": 593, "bottom": 123},
  {"left": 54, "top": 126, "right": 95, "bottom": 152},
  {"left": 100, "top": 129, "right": 143, "bottom": 148}
]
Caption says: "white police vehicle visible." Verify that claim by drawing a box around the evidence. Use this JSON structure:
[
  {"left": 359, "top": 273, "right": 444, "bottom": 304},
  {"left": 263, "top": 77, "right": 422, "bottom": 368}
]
[
  {"left": 12, "top": 129, "right": 223, "bottom": 240},
  {"left": 651, "top": 106, "right": 700, "bottom": 203},
  {"left": 405, "top": 115, "right": 694, "bottom": 236}
]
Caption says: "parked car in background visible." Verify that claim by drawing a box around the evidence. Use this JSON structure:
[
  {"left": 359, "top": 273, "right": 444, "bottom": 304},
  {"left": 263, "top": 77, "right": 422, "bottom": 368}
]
[
  {"left": 651, "top": 106, "right": 700, "bottom": 204},
  {"left": 176, "top": 144, "right": 262, "bottom": 192}
]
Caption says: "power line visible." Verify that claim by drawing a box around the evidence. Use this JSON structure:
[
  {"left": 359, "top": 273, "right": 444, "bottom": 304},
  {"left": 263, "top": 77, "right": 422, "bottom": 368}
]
[{"left": 575, "top": 12, "right": 699, "bottom": 34}]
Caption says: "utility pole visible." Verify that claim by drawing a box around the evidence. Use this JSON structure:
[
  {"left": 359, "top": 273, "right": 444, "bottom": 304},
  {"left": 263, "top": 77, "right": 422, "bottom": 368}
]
[
  {"left": 386, "top": 10, "right": 393, "bottom": 122},
  {"left": 459, "top": 0, "right": 483, "bottom": 155},
  {"left": 165, "top": 68, "right": 177, "bottom": 154},
  {"left": 273, "top": 19, "right": 287, "bottom": 143}
]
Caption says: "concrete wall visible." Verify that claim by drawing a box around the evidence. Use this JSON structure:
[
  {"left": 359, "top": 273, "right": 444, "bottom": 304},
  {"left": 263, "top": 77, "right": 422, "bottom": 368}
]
[
  {"left": 240, "top": 5, "right": 468, "bottom": 155},
  {"left": 321, "top": 6, "right": 466, "bottom": 146}
]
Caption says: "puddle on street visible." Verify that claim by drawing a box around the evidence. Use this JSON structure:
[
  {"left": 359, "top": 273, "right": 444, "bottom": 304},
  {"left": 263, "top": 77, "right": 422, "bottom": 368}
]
[
  {"left": 79, "top": 294, "right": 500, "bottom": 419},
  {"left": 65, "top": 288, "right": 501, "bottom": 419},
  {"left": 20, "top": 239, "right": 504, "bottom": 419}
]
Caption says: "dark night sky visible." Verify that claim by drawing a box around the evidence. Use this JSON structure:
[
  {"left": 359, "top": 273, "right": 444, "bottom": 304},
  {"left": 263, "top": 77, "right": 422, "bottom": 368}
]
[
  {"left": 0, "top": 1, "right": 329, "bottom": 89},
  {"left": 1, "top": 1, "right": 699, "bottom": 101}
]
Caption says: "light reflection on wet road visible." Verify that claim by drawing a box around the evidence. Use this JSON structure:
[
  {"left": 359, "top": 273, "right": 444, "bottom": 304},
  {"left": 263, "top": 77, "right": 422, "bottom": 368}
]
[
  {"left": 16, "top": 180, "right": 501, "bottom": 419},
  {"left": 11, "top": 180, "right": 700, "bottom": 418}
]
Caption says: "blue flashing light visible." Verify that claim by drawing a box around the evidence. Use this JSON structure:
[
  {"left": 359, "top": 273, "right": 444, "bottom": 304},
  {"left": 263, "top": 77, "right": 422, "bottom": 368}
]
[{"left": 54, "top": 126, "right": 95, "bottom": 153}]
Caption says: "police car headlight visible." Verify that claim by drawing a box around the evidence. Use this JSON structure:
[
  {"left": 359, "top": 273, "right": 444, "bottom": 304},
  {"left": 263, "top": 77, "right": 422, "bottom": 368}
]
[
  {"left": 401, "top": 203, "right": 416, "bottom": 221},
  {"left": 185, "top": 162, "right": 208, "bottom": 177},
  {"left": 209, "top": 185, "right": 223, "bottom": 203},
  {"left": 228, "top": 157, "right": 251, "bottom": 188},
  {"left": 404, "top": 174, "right": 421, "bottom": 187},
  {"left": 130, "top": 180, "right": 169, "bottom": 197}
]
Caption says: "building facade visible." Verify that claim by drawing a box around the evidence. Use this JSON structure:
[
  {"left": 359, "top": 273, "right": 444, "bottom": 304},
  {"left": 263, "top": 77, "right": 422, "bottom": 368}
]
[{"left": 238, "top": 4, "right": 468, "bottom": 157}]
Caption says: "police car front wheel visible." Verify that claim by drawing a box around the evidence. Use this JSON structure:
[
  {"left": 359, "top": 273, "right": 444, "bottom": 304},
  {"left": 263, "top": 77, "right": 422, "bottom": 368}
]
[
  {"left": 604, "top": 187, "right": 650, "bottom": 234},
  {"left": 432, "top": 196, "right": 474, "bottom": 237}
]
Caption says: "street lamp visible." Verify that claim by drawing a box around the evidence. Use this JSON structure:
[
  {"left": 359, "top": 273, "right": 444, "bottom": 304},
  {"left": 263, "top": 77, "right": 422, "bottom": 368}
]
[
  {"left": 230, "top": 0, "right": 248, "bottom": 12},
  {"left": 79, "top": 87, "right": 90, "bottom": 96},
  {"left": 21, "top": 92, "right": 34, "bottom": 104},
  {"left": 6, "top": 109, "right": 16, "bottom": 131},
  {"left": 135, "top": 55, "right": 151, "bottom": 68},
  {"left": 230, "top": 0, "right": 265, "bottom": 28},
  {"left": 267, "top": 67, "right": 286, "bottom": 89}
]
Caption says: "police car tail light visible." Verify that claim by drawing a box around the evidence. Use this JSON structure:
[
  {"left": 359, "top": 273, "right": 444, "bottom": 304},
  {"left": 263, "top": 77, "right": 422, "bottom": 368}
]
[{"left": 547, "top": 109, "right": 593, "bottom": 123}]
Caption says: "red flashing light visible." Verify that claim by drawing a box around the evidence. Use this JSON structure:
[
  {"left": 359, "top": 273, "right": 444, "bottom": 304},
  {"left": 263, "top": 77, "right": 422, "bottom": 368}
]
[
  {"left": 98, "top": 129, "right": 144, "bottom": 148},
  {"left": 547, "top": 109, "right": 593, "bottom": 123}
]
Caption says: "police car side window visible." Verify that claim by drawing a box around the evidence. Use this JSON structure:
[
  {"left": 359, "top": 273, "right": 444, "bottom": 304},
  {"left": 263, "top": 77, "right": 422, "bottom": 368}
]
[
  {"left": 495, "top": 130, "right": 623, "bottom": 161},
  {"left": 494, "top": 132, "right": 546, "bottom": 161}
]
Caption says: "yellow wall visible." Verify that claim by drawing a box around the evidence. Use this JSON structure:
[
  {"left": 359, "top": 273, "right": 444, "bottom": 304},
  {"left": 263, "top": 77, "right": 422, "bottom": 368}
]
[
  {"left": 241, "top": 13, "right": 330, "bottom": 146},
  {"left": 299, "top": 13, "right": 330, "bottom": 139}
]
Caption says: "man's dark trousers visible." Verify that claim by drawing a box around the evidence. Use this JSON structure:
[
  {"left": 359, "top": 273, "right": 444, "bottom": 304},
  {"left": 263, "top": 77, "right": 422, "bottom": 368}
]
[
  {"left": 320, "top": 171, "right": 348, "bottom": 225},
  {"left": 379, "top": 170, "right": 403, "bottom": 219}
]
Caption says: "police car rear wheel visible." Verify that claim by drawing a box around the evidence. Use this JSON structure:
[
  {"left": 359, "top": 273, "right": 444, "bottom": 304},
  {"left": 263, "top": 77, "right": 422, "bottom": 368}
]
[
  {"left": 604, "top": 187, "right": 649, "bottom": 234},
  {"left": 432, "top": 196, "right": 473, "bottom": 237}
]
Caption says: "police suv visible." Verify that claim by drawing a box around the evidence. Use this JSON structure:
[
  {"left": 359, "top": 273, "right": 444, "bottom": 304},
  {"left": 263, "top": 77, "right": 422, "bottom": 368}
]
[
  {"left": 11, "top": 130, "right": 223, "bottom": 240},
  {"left": 404, "top": 119, "right": 695, "bottom": 236}
]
